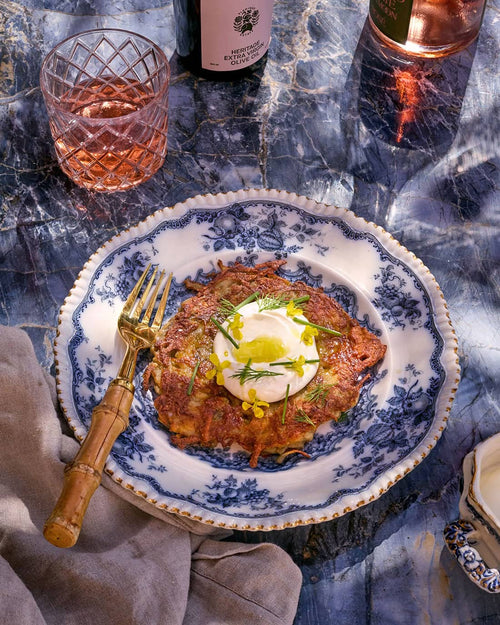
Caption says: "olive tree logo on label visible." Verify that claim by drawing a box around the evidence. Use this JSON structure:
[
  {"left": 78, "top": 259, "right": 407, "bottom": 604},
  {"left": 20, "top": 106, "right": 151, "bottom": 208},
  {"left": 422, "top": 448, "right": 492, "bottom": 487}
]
[{"left": 233, "top": 8, "right": 260, "bottom": 35}]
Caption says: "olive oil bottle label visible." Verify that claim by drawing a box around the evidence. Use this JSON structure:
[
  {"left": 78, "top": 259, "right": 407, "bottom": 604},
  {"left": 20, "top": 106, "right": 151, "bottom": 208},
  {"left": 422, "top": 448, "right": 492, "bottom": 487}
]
[
  {"left": 200, "top": 1, "right": 273, "bottom": 71},
  {"left": 369, "top": 0, "right": 414, "bottom": 44}
]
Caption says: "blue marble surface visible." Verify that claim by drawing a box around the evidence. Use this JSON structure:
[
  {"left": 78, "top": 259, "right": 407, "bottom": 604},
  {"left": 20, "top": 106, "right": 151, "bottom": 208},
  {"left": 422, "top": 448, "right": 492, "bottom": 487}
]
[{"left": 1, "top": 0, "right": 499, "bottom": 623}]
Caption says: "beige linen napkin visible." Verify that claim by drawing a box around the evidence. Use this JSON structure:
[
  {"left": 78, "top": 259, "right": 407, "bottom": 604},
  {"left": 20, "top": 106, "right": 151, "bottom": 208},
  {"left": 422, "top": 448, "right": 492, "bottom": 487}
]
[{"left": 0, "top": 325, "right": 302, "bottom": 625}]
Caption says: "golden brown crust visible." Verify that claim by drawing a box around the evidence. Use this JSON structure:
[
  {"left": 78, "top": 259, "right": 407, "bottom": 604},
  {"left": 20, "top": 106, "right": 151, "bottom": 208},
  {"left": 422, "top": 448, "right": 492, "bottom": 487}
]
[{"left": 144, "top": 261, "right": 386, "bottom": 467}]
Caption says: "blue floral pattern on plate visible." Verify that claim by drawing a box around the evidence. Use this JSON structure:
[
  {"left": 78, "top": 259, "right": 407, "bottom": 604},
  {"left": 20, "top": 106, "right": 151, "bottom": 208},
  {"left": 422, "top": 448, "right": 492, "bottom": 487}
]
[{"left": 55, "top": 190, "right": 459, "bottom": 529}]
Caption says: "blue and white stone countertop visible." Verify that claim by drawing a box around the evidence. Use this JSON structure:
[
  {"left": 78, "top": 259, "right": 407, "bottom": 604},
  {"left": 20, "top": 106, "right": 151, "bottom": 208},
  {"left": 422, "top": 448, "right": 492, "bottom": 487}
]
[{"left": 1, "top": 0, "right": 499, "bottom": 623}]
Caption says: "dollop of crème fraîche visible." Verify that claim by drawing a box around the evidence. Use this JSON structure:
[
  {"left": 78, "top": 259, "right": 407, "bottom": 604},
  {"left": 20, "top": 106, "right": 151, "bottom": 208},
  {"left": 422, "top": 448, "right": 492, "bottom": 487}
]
[{"left": 212, "top": 300, "right": 320, "bottom": 403}]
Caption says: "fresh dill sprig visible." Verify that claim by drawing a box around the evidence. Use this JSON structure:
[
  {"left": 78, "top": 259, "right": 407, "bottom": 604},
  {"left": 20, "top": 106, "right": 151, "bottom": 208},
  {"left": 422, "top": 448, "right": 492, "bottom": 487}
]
[
  {"left": 218, "top": 291, "right": 259, "bottom": 318},
  {"left": 257, "top": 294, "right": 310, "bottom": 312},
  {"left": 187, "top": 361, "right": 200, "bottom": 396},
  {"left": 231, "top": 359, "right": 284, "bottom": 385},
  {"left": 258, "top": 294, "right": 288, "bottom": 311},
  {"left": 294, "top": 409, "right": 315, "bottom": 427},
  {"left": 305, "top": 383, "right": 332, "bottom": 405}
]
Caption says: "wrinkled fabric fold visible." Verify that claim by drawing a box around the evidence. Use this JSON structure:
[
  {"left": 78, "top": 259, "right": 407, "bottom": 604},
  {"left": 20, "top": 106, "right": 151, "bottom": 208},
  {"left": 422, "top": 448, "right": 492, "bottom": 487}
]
[{"left": 0, "top": 326, "right": 302, "bottom": 625}]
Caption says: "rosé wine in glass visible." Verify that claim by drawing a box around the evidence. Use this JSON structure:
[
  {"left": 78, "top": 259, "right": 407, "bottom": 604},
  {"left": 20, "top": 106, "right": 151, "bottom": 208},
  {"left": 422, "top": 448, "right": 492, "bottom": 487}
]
[{"left": 40, "top": 29, "right": 170, "bottom": 192}]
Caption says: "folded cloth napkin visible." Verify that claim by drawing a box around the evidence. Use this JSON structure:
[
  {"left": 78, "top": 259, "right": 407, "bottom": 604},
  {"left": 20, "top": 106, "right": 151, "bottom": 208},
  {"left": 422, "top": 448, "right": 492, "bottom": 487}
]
[{"left": 0, "top": 326, "right": 302, "bottom": 625}]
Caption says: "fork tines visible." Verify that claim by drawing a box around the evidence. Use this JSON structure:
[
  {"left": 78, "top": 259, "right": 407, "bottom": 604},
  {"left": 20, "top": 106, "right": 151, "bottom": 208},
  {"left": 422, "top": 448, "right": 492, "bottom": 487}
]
[{"left": 125, "top": 264, "right": 172, "bottom": 330}]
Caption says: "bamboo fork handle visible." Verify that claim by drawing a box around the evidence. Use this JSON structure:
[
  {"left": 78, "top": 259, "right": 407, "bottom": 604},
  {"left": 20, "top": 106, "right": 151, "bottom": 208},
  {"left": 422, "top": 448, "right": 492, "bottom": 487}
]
[{"left": 43, "top": 380, "right": 134, "bottom": 548}]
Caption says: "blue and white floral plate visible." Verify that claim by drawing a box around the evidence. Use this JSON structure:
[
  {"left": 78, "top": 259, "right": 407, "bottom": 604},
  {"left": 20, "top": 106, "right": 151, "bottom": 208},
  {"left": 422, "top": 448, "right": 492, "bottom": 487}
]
[{"left": 55, "top": 189, "right": 460, "bottom": 530}]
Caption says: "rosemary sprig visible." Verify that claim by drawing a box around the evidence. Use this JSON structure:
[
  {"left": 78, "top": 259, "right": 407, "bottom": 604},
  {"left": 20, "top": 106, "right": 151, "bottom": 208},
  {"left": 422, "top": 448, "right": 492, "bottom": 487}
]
[
  {"left": 292, "top": 317, "right": 342, "bottom": 336},
  {"left": 257, "top": 294, "right": 310, "bottom": 312},
  {"left": 305, "top": 383, "right": 332, "bottom": 405},
  {"left": 231, "top": 359, "right": 283, "bottom": 385},
  {"left": 218, "top": 291, "right": 259, "bottom": 318},
  {"left": 282, "top": 383, "right": 290, "bottom": 424},
  {"left": 187, "top": 361, "right": 200, "bottom": 395},
  {"left": 210, "top": 316, "right": 240, "bottom": 349},
  {"left": 295, "top": 409, "right": 315, "bottom": 427}
]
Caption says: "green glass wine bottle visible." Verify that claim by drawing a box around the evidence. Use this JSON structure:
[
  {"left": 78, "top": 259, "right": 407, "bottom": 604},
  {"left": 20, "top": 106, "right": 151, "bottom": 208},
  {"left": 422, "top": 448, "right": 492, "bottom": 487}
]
[{"left": 369, "top": 0, "right": 487, "bottom": 57}]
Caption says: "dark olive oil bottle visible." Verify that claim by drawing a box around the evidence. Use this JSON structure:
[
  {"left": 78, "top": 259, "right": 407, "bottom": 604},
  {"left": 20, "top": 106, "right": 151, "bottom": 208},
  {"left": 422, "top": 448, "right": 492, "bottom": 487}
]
[{"left": 173, "top": 0, "right": 274, "bottom": 79}]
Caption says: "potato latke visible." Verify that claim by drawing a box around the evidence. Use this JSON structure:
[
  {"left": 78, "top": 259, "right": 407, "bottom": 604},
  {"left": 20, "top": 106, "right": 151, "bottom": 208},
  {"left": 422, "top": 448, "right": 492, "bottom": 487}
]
[{"left": 144, "top": 260, "right": 386, "bottom": 467}]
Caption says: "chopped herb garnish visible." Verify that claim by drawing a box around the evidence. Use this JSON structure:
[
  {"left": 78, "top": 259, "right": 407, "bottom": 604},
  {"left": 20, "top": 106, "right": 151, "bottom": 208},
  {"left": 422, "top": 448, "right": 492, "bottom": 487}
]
[
  {"left": 305, "top": 383, "right": 332, "bottom": 405},
  {"left": 292, "top": 296, "right": 310, "bottom": 305},
  {"left": 257, "top": 294, "right": 310, "bottom": 312},
  {"left": 218, "top": 291, "right": 259, "bottom": 318},
  {"left": 270, "top": 358, "right": 320, "bottom": 367},
  {"left": 231, "top": 359, "right": 284, "bottom": 385},
  {"left": 282, "top": 383, "right": 290, "bottom": 424},
  {"left": 187, "top": 361, "right": 200, "bottom": 395},
  {"left": 257, "top": 294, "right": 287, "bottom": 311},
  {"left": 292, "top": 317, "right": 342, "bottom": 337},
  {"left": 257, "top": 295, "right": 288, "bottom": 312},
  {"left": 210, "top": 315, "right": 240, "bottom": 349},
  {"left": 270, "top": 356, "right": 319, "bottom": 377},
  {"left": 337, "top": 411, "right": 349, "bottom": 423},
  {"left": 295, "top": 409, "right": 315, "bottom": 427}
]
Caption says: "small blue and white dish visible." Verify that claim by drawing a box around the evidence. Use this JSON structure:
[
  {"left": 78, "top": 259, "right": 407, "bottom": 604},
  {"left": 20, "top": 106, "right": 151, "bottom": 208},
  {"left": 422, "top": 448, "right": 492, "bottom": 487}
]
[
  {"left": 55, "top": 189, "right": 460, "bottom": 530},
  {"left": 444, "top": 433, "right": 500, "bottom": 593}
]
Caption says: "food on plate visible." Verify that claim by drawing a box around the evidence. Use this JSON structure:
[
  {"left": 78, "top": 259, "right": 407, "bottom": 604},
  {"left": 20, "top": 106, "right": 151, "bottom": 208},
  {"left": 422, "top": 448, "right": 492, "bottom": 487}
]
[{"left": 144, "top": 260, "right": 386, "bottom": 467}]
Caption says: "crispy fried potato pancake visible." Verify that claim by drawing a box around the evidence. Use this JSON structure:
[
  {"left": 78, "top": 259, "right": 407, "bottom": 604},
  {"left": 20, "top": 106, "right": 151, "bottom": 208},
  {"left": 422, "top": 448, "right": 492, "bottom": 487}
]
[{"left": 144, "top": 260, "right": 386, "bottom": 467}]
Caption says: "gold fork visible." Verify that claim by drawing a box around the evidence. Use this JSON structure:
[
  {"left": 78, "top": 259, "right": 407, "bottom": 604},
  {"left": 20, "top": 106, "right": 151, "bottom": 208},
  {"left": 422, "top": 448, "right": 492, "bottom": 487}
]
[{"left": 44, "top": 264, "right": 172, "bottom": 548}]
